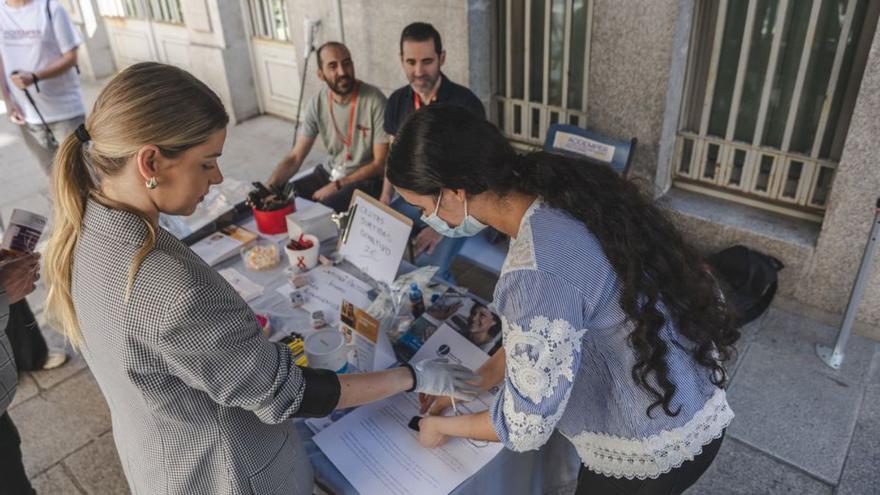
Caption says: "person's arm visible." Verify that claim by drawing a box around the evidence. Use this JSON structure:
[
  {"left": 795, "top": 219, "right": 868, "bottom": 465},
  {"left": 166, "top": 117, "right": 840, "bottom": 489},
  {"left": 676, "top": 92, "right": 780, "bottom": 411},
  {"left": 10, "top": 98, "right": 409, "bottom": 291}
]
[
  {"left": 0, "top": 54, "right": 24, "bottom": 125},
  {"left": 312, "top": 139, "right": 388, "bottom": 201},
  {"left": 419, "top": 270, "right": 587, "bottom": 450},
  {"left": 342, "top": 141, "right": 388, "bottom": 184},
  {"left": 421, "top": 347, "right": 506, "bottom": 414},
  {"left": 419, "top": 410, "right": 498, "bottom": 448},
  {"left": 336, "top": 367, "right": 413, "bottom": 409},
  {"left": 267, "top": 135, "right": 316, "bottom": 188}
]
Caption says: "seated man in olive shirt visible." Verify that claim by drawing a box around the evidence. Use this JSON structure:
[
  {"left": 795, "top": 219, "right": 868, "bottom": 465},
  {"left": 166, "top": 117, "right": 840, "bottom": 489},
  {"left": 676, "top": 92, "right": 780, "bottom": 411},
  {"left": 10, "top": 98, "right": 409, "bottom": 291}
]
[{"left": 267, "top": 42, "right": 389, "bottom": 212}]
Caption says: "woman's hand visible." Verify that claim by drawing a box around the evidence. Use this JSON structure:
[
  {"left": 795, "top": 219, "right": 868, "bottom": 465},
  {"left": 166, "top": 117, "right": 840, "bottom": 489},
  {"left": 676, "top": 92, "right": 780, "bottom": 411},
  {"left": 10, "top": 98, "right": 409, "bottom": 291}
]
[
  {"left": 411, "top": 357, "right": 481, "bottom": 401},
  {"left": 418, "top": 416, "right": 450, "bottom": 448}
]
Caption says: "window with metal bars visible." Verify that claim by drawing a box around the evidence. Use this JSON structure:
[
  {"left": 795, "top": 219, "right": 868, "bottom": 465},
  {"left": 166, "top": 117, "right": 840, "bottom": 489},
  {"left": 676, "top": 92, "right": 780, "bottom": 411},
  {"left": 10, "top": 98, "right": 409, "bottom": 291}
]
[
  {"left": 147, "top": 0, "right": 183, "bottom": 24},
  {"left": 674, "top": 0, "right": 879, "bottom": 222},
  {"left": 495, "top": 0, "right": 592, "bottom": 144},
  {"left": 96, "top": 0, "right": 142, "bottom": 18},
  {"left": 248, "top": 0, "right": 291, "bottom": 42}
]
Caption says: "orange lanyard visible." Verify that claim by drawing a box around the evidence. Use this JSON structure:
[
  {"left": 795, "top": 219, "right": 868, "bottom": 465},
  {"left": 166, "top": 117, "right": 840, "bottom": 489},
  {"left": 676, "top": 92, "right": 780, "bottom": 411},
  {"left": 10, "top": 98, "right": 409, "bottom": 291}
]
[
  {"left": 328, "top": 82, "right": 359, "bottom": 161},
  {"left": 413, "top": 87, "right": 438, "bottom": 110}
]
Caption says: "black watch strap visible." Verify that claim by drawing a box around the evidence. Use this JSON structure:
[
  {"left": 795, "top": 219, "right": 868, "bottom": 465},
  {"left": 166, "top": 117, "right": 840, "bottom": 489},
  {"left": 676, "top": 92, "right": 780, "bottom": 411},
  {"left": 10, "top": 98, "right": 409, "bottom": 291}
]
[{"left": 402, "top": 363, "right": 417, "bottom": 392}]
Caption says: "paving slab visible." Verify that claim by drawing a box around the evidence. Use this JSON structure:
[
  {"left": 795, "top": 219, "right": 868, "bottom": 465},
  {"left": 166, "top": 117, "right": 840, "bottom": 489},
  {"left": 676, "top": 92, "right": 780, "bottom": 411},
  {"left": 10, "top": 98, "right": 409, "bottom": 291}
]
[
  {"left": 684, "top": 438, "right": 832, "bottom": 495},
  {"left": 726, "top": 337, "right": 862, "bottom": 484},
  {"left": 9, "top": 372, "right": 39, "bottom": 410},
  {"left": 754, "top": 308, "right": 877, "bottom": 386},
  {"left": 10, "top": 370, "right": 111, "bottom": 475},
  {"left": 65, "top": 432, "right": 129, "bottom": 495},
  {"left": 726, "top": 311, "right": 768, "bottom": 384},
  {"left": 30, "top": 464, "right": 83, "bottom": 495},
  {"left": 836, "top": 383, "right": 880, "bottom": 495},
  {"left": 29, "top": 327, "right": 88, "bottom": 391}
]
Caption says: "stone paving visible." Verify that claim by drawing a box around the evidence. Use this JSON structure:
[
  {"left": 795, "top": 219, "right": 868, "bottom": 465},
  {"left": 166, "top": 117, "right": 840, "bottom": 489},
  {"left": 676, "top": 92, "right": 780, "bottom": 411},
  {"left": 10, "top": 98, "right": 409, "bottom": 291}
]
[{"left": 2, "top": 79, "right": 878, "bottom": 495}]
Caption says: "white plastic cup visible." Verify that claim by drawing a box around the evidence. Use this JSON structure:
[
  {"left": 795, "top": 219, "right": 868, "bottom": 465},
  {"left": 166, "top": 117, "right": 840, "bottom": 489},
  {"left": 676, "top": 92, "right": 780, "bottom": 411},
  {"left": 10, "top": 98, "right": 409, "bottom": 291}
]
[
  {"left": 285, "top": 234, "right": 320, "bottom": 273},
  {"left": 304, "top": 329, "right": 349, "bottom": 373}
]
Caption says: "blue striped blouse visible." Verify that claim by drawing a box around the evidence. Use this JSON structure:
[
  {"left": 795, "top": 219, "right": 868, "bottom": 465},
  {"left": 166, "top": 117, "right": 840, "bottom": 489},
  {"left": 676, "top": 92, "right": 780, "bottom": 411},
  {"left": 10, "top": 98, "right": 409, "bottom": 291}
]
[{"left": 489, "top": 199, "right": 733, "bottom": 480}]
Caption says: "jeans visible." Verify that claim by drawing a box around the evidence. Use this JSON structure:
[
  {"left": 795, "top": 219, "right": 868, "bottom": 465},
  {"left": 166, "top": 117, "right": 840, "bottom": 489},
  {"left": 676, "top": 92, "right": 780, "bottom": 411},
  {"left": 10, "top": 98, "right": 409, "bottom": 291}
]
[
  {"left": 18, "top": 114, "right": 85, "bottom": 176},
  {"left": 391, "top": 197, "right": 466, "bottom": 283}
]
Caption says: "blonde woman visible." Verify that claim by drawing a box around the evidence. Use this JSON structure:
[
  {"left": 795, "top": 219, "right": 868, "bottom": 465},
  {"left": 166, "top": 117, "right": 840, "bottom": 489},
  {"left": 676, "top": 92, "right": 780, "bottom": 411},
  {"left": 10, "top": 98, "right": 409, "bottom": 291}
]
[{"left": 43, "top": 63, "right": 479, "bottom": 495}]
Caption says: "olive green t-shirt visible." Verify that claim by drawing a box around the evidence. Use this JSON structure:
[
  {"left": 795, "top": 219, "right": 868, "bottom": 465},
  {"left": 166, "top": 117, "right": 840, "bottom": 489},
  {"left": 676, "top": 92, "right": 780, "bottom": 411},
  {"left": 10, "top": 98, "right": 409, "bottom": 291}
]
[{"left": 301, "top": 81, "right": 388, "bottom": 180}]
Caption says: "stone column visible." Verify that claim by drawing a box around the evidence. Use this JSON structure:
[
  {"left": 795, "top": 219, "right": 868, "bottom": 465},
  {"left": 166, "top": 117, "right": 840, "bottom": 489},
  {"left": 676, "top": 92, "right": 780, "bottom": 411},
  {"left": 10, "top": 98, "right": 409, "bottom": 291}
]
[{"left": 182, "top": 0, "right": 260, "bottom": 123}]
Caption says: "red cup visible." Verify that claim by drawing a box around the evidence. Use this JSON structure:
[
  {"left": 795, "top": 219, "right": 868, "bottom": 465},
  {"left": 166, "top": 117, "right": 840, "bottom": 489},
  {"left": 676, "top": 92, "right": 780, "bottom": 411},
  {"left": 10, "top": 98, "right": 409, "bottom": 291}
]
[{"left": 252, "top": 202, "right": 295, "bottom": 235}]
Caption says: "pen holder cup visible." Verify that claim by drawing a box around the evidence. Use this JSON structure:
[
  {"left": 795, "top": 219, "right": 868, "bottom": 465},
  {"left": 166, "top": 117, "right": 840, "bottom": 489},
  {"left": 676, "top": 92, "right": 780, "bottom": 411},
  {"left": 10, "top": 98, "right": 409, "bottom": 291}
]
[{"left": 253, "top": 203, "right": 295, "bottom": 235}]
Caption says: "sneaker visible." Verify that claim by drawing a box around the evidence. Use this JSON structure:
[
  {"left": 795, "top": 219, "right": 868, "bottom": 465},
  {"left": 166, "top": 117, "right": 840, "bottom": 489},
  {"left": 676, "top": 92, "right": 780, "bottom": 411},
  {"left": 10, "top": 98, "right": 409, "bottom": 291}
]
[{"left": 42, "top": 349, "right": 68, "bottom": 370}]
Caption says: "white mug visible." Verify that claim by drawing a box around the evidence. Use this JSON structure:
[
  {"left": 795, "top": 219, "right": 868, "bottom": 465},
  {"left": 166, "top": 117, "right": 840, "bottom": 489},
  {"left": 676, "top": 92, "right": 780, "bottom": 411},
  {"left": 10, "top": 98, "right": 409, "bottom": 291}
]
[
  {"left": 285, "top": 234, "right": 320, "bottom": 273},
  {"left": 304, "top": 329, "right": 349, "bottom": 373}
]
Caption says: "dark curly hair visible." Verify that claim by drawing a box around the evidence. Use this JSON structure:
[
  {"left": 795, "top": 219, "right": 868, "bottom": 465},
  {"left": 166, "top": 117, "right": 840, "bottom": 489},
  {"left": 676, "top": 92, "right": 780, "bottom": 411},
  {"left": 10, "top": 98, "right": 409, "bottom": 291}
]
[{"left": 387, "top": 105, "right": 740, "bottom": 417}]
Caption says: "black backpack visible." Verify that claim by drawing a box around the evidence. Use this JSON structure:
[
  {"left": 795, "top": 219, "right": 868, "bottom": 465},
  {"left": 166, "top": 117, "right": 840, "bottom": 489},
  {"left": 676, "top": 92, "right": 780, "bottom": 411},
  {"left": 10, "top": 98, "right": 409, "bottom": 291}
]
[{"left": 707, "top": 245, "right": 784, "bottom": 327}]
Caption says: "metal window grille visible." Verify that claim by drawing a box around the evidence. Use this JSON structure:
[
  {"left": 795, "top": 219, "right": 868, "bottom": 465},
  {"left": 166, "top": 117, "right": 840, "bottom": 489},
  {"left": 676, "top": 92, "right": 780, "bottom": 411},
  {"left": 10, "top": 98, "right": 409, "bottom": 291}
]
[
  {"left": 97, "top": 0, "right": 141, "bottom": 18},
  {"left": 675, "top": 0, "right": 878, "bottom": 221},
  {"left": 495, "top": 0, "right": 592, "bottom": 144},
  {"left": 248, "top": 0, "right": 291, "bottom": 42},
  {"left": 147, "top": 0, "right": 183, "bottom": 24}
]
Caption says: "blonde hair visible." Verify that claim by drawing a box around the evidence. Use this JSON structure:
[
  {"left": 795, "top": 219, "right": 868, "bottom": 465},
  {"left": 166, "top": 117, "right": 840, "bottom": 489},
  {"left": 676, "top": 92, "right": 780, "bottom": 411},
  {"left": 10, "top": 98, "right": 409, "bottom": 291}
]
[{"left": 44, "top": 62, "right": 229, "bottom": 347}]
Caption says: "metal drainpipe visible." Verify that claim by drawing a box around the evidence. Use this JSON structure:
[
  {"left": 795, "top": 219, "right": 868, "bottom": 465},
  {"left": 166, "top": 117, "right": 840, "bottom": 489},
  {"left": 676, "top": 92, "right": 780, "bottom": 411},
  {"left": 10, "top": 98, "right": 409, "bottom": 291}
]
[{"left": 333, "top": 0, "right": 345, "bottom": 44}]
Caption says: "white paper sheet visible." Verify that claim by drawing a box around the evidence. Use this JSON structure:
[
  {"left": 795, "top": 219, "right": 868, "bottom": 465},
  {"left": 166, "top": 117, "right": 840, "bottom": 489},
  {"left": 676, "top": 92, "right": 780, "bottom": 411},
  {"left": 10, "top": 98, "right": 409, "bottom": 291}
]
[
  {"left": 314, "top": 326, "right": 502, "bottom": 495},
  {"left": 276, "top": 266, "right": 372, "bottom": 323},
  {"left": 218, "top": 268, "right": 263, "bottom": 302}
]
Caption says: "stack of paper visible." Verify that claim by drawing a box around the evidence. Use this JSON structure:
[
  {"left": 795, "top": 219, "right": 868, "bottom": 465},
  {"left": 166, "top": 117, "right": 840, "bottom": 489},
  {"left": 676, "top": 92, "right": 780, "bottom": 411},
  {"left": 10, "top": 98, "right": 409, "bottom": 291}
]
[{"left": 190, "top": 225, "right": 257, "bottom": 266}]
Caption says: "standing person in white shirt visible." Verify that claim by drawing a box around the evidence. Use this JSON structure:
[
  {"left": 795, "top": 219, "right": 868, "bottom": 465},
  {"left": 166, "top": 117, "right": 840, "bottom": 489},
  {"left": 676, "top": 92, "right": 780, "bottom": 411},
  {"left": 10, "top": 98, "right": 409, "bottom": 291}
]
[{"left": 0, "top": 0, "right": 86, "bottom": 175}]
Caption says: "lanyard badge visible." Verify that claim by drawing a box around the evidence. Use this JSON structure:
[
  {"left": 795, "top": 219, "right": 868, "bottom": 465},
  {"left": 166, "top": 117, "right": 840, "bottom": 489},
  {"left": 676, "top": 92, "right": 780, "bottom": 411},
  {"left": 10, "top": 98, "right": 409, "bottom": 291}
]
[{"left": 329, "top": 82, "right": 360, "bottom": 163}]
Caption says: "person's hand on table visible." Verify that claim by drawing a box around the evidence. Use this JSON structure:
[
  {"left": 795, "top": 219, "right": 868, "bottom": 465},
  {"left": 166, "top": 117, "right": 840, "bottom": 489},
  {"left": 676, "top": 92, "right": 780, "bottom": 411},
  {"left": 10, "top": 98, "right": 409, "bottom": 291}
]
[
  {"left": 414, "top": 228, "right": 443, "bottom": 257},
  {"left": 410, "top": 357, "right": 481, "bottom": 401},
  {"left": 417, "top": 416, "right": 450, "bottom": 448},
  {"left": 312, "top": 182, "right": 338, "bottom": 202}
]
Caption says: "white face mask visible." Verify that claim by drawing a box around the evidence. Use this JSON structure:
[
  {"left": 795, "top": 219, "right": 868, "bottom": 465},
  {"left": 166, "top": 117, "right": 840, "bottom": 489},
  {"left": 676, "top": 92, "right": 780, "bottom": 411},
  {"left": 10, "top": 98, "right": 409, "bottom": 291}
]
[{"left": 420, "top": 191, "right": 488, "bottom": 238}]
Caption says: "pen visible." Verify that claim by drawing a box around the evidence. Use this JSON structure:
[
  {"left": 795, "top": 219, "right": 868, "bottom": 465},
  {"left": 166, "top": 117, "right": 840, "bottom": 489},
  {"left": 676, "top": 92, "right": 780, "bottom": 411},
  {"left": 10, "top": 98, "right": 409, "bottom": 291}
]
[{"left": 341, "top": 203, "right": 358, "bottom": 245}]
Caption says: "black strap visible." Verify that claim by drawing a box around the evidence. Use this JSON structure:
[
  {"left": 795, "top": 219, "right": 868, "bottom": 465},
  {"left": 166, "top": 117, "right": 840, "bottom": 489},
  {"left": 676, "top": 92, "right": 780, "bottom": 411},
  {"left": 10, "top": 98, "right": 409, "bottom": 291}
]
[{"left": 20, "top": 87, "right": 57, "bottom": 146}]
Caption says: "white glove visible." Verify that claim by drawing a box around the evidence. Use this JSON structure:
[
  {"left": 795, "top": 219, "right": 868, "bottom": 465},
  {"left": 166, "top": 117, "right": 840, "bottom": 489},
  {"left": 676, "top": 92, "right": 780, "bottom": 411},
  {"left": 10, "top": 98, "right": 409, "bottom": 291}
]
[{"left": 410, "top": 358, "right": 481, "bottom": 401}]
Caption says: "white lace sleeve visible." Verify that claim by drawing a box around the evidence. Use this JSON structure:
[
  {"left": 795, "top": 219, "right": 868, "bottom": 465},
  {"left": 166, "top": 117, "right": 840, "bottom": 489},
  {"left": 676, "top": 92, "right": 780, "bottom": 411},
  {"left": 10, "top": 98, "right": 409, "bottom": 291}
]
[{"left": 490, "top": 269, "right": 587, "bottom": 452}]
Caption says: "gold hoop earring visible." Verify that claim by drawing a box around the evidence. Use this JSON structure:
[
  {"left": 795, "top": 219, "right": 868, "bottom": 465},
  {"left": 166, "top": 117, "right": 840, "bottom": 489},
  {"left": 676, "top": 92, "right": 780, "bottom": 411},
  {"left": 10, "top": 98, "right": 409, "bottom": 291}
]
[{"left": 146, "top": 177, "right": 158, "bottom": 189}]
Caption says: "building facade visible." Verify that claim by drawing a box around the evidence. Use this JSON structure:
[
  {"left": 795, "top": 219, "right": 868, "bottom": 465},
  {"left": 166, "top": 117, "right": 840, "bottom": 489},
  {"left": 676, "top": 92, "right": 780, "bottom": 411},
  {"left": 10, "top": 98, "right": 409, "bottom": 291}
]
[{"left": 71, "top": 0, "right": 880, "bottom": 337}]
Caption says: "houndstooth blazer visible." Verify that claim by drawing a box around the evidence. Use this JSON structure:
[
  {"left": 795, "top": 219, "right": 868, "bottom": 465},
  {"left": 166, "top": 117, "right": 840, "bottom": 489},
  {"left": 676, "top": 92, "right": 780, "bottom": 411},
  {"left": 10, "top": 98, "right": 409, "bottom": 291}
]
[{"left": 71, "top": 199, "right": 339, "bottom": 495}]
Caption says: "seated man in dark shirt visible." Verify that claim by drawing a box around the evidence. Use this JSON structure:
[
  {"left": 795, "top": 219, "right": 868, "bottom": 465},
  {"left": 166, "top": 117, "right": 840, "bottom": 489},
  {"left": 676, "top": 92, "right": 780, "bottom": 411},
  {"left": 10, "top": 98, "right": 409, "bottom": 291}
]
[{"left": 382, "top": 22, "right": 486, "bottom": 282}]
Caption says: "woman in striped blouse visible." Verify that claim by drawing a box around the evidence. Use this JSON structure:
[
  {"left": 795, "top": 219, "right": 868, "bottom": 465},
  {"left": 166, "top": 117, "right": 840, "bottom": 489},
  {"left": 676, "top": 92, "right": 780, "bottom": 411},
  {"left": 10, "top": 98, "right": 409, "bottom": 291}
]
[{"left": 386, "top": 105, "right": 740, "bottom": 495}]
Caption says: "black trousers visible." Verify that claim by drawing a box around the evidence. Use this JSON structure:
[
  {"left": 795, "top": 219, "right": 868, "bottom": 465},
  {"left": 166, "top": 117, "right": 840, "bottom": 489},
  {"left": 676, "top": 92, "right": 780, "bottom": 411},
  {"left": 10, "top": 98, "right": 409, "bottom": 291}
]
[
  {"left": 293, "top": 166, "right": 382, "bottom": 213},
  {"left": 4, "top": 301, "right": 47, "bottom": 372},
  {"left": 576, "top": 431, "right": 724, "bottom": 495},
  {"left": 0, "top": 413, "right": 35, "bottom": 495}
]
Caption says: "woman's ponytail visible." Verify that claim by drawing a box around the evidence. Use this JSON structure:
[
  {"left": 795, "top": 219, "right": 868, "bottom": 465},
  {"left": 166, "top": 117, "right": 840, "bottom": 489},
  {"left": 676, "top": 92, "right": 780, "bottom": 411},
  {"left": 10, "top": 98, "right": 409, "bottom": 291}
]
[{"left": 44, "top": 131, "right": 94, "bottom": 347}]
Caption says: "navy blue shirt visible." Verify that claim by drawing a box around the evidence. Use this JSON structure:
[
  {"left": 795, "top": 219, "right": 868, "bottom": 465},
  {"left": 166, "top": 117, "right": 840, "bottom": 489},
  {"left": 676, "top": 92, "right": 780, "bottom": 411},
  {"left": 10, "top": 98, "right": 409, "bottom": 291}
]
[{"left": 384, "top": 73, "right": 486, "bottom": 137}]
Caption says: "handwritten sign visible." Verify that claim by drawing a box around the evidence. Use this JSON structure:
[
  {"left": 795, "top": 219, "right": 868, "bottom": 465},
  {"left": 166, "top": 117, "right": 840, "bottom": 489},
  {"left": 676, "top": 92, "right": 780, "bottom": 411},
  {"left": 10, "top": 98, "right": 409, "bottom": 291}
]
[
  {"left": 339, "top": 190, "right": 413, "bottom": 285},
  {"left": 553, "top": 132, "right": 616, "bottom": 163}
]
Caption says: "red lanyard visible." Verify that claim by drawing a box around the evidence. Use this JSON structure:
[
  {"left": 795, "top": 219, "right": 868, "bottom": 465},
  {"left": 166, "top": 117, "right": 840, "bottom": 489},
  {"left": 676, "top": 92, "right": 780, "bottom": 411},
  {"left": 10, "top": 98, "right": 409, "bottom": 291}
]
[{"left": 328, "top": 82, "right": 359, "bottom": 162}]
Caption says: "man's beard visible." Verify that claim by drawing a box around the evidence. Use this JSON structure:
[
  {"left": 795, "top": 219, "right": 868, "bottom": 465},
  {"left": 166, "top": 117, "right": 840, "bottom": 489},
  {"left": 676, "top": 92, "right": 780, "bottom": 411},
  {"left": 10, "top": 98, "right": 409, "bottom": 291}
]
[
  {"left": 410, "top": 74, "right": 438, "bottom": 93},
  {"left": 329, "top": 75, "right": 355, "bottom": 96}
]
